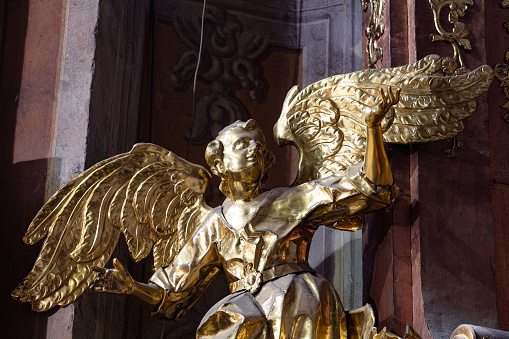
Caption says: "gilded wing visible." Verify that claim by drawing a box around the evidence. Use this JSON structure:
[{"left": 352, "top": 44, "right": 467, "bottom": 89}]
[
  {"left": 11, "top": 143, "right": 212, "bottom": 312},
  {"left": 274, "top": 55, "right": 493, "bottom": 185}
]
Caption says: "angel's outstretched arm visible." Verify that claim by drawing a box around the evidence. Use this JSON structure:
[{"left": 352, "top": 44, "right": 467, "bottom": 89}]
[
  {"left": 91, "top": 259, "right": 163, "bottom": 309},
  {"left": 148, "top": 217, "right": 224, "bottom": 320},
  {"left": 364, "top": 88, "right": 399, "bottom": 186},
  {"left": 92, "top": 204, "right": 223, "bottom": 320},
  {"left": 275, "top": 88, "right": 400, "bottom": 228}
]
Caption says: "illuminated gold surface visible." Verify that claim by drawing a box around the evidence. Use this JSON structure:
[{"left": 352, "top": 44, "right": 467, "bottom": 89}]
[
  {"left": 14, "top": 110, "right": 397, "bottom": 337},
  {"left": 13, "top": 55, "right": 494, "bottom": 338},
  {"left": 275, "top": 55, "right": 492, "bottom": 189},
  {"left": 145, "top": 111, "right": 396, "bottom": 337},
  {"left": 450, "top": 325, "right": 475, "bottom": 339}
]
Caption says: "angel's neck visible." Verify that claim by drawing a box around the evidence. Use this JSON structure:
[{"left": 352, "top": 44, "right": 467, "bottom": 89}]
[{"left": 226, "top": 179, "right": 262, "bottom": 202}]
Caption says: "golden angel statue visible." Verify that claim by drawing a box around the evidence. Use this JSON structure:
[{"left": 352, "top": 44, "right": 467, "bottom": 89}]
[{"left": 12, "top": 55, "right": 492, "bottom": 338}]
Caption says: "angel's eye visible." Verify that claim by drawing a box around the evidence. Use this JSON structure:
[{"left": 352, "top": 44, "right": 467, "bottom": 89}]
[{"left": 234, "top": 139, "right": 250, "bottom": 150}]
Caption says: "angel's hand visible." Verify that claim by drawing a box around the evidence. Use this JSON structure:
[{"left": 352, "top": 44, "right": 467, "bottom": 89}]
[
  {"left": 90, "top": 258, "right": 134, "bottom": 295},
  {"left": 365, "top": 88, "right": 401, "bottom": 128}
]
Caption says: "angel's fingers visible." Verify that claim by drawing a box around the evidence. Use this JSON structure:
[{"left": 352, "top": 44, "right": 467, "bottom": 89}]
[
  {"left": 90, "top": 265, "right": 106, "bottom": 274},
  {"left": 112, "top": 258, "right": 125, "bottom": 272},
  {"left": 379, "top": 88, "right": 387, "bottom": 103},
  {"left": 388, "top": 88, "right": 395, "bottom": 103},
  {"left": 394, "top": 88, "right": 401, "bottom": 102}
]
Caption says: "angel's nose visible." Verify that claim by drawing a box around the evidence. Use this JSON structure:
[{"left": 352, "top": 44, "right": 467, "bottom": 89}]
[{"left": 248, "top": 140, "right": 260, "bottom": 151}]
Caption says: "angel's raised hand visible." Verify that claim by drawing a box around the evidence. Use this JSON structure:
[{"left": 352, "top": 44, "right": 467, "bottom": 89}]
[
  {"left": 365, "top": 87, "right": 401, "bottom": 128},
  {"left": 90, "top": 258, "right": 134, "bottom": 295}
]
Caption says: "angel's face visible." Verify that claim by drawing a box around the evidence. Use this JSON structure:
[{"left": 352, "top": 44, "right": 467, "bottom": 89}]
[{"left": 219, "top": 127, "right": 267, "bottom": 184}]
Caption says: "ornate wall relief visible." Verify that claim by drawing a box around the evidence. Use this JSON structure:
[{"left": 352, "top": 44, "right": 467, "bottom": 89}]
[
  {"left": 494, "top": 0, "right": 509, "bottom": 122},
  {"left": 169, "top": 6, "right": 268, "bottom": 143},
  {"left": 361, "top": 0, "right": 385, "bottom": 68}
]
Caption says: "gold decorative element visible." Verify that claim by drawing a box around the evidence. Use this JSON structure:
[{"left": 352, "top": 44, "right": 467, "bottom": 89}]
[
  {"left": 429, "top": 0, "right": 473, "bottom": 74},
  {"left": 346, "top": 304, "right": 402, "bottom": 339},
  {"left": 404, "top": 325, "right": 422, "bottom": 339},
  {"left": 450, "top": 324, "right": 476, "bottom": 339},
  {"left": 443, "top": 136, "right": 466, "bottom": 158},
  {"left": 13, "top": 56, "right": 493, "bottom": 337},
  {"left": 362, "top": 0, "right": 385, "bottom": 68},
  {"left": 437, "top": 56, "right": 468, "bottom": 156},
  {"left": 494, "top": 1, "right": 509, "bottom": 122}
]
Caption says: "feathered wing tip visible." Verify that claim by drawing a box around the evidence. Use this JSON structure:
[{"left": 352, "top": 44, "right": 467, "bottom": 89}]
[
  {"left": 384, "top": 64, "right": 493, "bottom": 143},
  {"left": 274, "top": 56, "right": 494, "bottom": 187},
  {"left": 12, "top": 153, "right": 133, "bottom": 311},
  {"left": 12, "top": 143, "right": 213, "bottom": 311},
  {"left": 22, "top": 154, "right": 128, "bottom": 245}
]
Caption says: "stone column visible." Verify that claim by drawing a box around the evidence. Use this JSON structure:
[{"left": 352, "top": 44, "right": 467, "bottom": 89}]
[
  {"left": 3, "top": 0, "right": 98, "bottom": 337},
  {"left": 2, "top": 0, "right": 151, "bottom": 337}
]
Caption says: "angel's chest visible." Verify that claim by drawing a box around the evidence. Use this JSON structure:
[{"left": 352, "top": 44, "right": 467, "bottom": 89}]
[
  {"left": 218, "top": 206, "right": 278, "bottom": 264},
  {"left": 221, "top": 203, "right": 257, "bottom": 229},
  {"left": 220, "top": 209, "right": 262, "bottom": 255}
]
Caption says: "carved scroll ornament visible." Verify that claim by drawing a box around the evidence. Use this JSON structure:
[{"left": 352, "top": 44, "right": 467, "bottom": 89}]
[
  {"left": 170, "top": 6, "right": 267, "bottom": 142},
  {"left": 361, "top": 0, "right": 385, "bottom": 69},
  {"left": 428, "top": 0, "right": 476, "bottom": 156},
  {"left": 429, "top": 0, "right": 473, "bottom": 74}
]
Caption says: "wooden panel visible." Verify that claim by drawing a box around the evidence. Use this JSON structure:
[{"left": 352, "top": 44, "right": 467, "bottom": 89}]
[{"left": 486, "top": 0, "right": 509, "bottom": 330}]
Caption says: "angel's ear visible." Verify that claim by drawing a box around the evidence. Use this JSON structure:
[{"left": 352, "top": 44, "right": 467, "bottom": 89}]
[
  {"left": 211, "top": 158, "right": 226, "bottom": 177},
  {"left": 206, "top": 139, "right": 226, "bottom": 177}
]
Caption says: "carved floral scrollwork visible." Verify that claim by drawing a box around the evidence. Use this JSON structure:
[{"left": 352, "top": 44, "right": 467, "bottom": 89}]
[
  {"left": 170, "top": 7, "right": 268, "bottom": 141},
  {"left": 494, "top": 0, "right": 509, "bottom": 122},
  {"left": 443, "top": 136, "right": 465, "bottom": 158},
  {"left": 428, "top": 0, "right": 474, "bottom": 156},
  {"left": 361, "top": 0, "right": 385, "bottom": 69},
  {"left": 494, "top": 54, "right": 509, "bottom": 122},
  {"left": 428, "top": 0, "right": 473, "bottom": 74},
  {"left": 433, "top": 56, "right": 467, "bottom": 157}
]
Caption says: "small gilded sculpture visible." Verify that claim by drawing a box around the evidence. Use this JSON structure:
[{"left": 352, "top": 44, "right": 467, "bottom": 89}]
[{"left": 12, "top": 55, "right": 493, "bottom": 338}]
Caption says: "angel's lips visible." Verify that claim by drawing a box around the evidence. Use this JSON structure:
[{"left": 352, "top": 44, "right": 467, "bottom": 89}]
[
  {"left": 246, "top": 154, "right": 257, "bottom": 161},
  {"left": 246, "top": 149, "right": 263, "bottom": 163}
]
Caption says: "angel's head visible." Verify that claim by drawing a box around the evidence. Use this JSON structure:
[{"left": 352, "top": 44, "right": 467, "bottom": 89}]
[{"left": 206, "top": 119, "right": 275, "bottom": 199}]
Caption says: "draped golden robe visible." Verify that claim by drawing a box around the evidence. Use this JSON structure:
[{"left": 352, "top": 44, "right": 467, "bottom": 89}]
[{"left": 149, "top": 163, "right": 396, "bottom": 338}]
